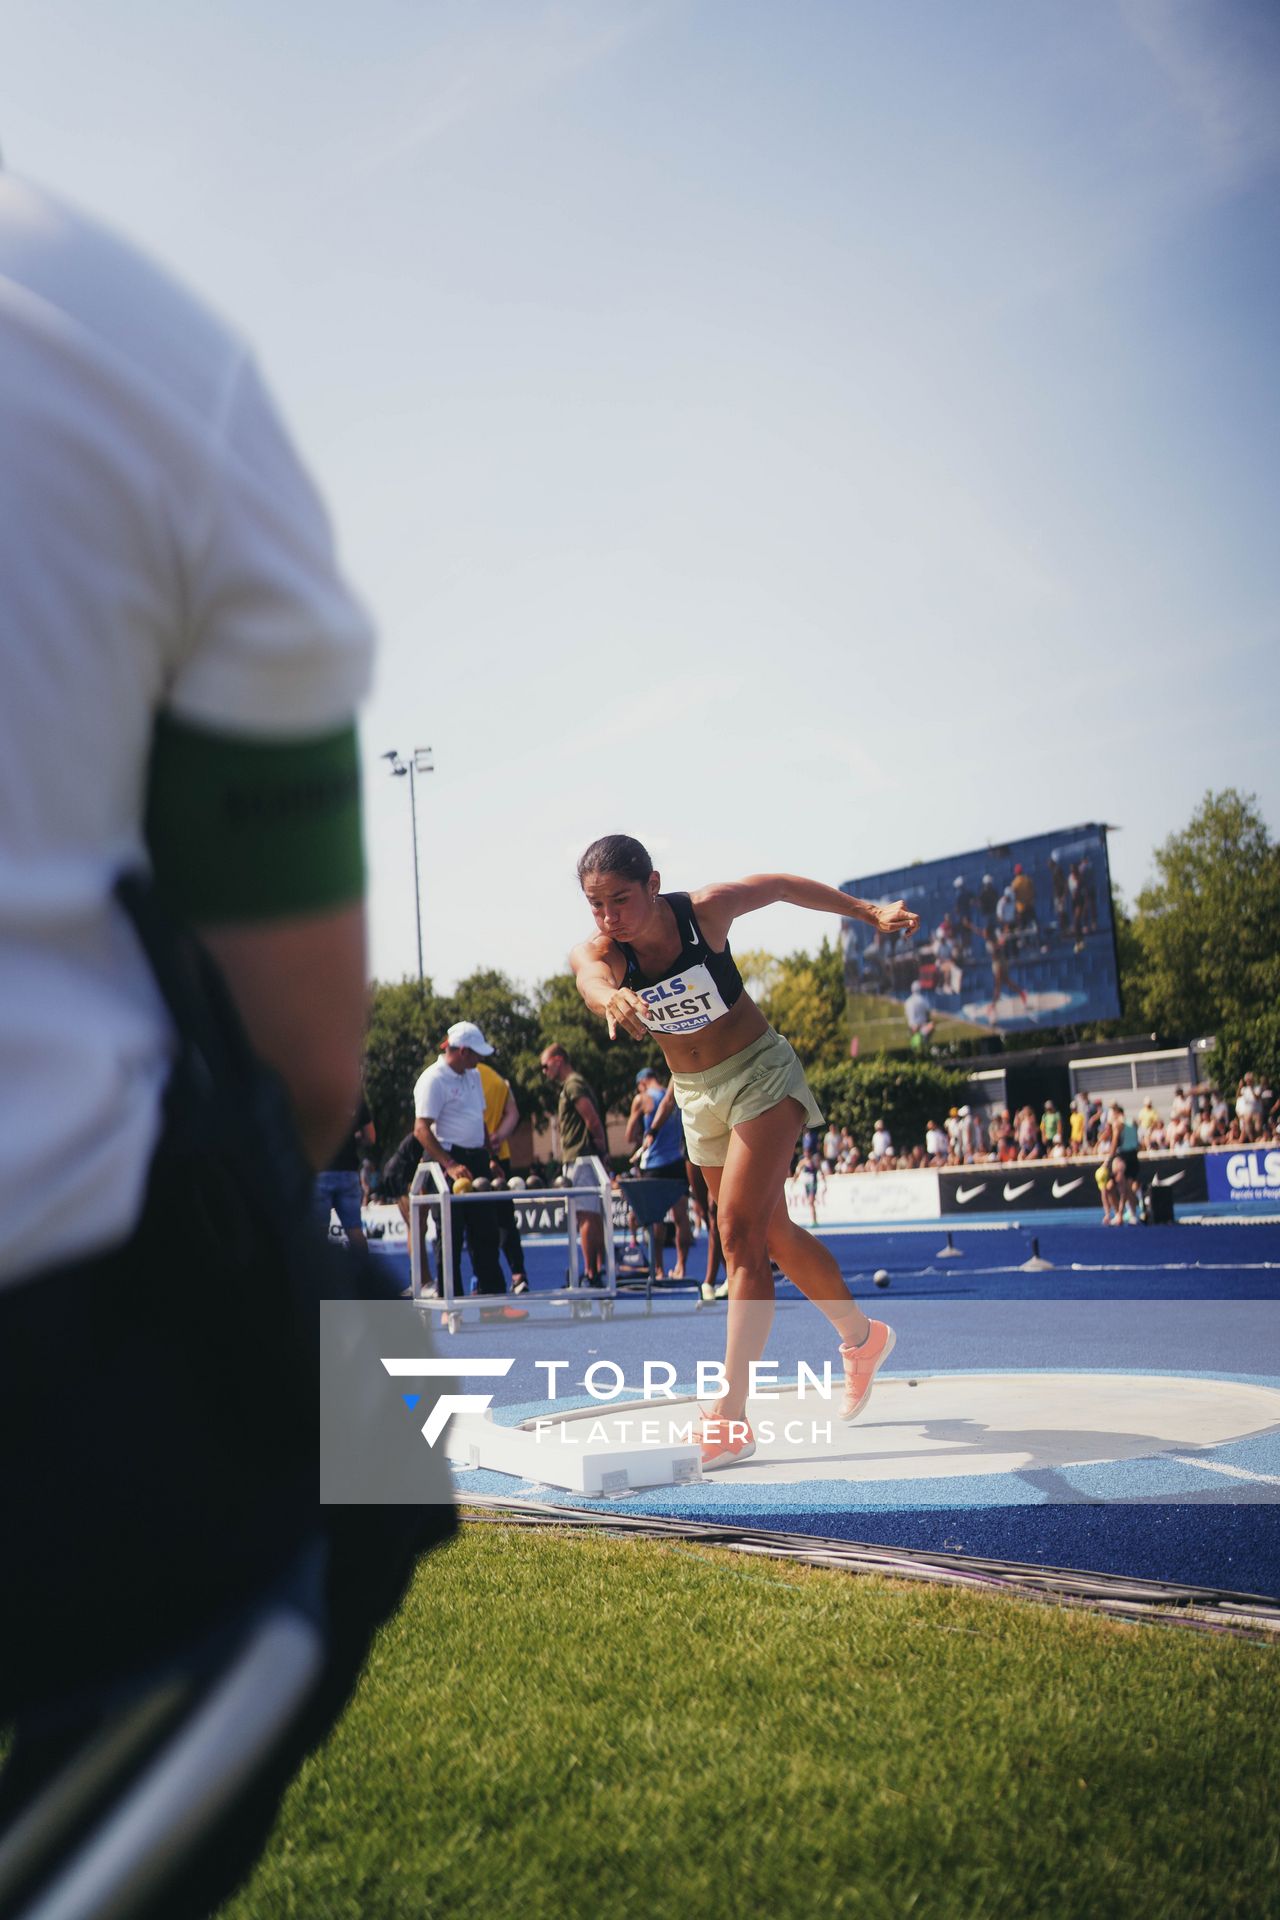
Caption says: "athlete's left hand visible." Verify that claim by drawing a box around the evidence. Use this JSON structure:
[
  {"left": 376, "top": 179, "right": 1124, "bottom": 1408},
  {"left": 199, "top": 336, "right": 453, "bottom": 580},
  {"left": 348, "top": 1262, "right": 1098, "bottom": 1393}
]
[
  {"left": 603, "top": 985, "right": 653, "bottom": 1042},
  {"left": 872, "top": 899, "right": 919, "bottom": 935}
]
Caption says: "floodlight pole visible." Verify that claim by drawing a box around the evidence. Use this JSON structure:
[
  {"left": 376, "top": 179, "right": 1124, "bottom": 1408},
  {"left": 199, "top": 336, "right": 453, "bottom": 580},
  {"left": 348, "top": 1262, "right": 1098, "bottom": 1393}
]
[{"left": 382, "top": 747, "right": 434, "bottom": 989}]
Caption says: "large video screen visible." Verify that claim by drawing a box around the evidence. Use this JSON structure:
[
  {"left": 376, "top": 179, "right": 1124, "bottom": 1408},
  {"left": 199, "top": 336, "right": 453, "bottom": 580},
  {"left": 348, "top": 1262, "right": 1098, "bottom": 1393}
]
[{"left": 841, "top": 824, "right": 1120, "bottom": 1051}]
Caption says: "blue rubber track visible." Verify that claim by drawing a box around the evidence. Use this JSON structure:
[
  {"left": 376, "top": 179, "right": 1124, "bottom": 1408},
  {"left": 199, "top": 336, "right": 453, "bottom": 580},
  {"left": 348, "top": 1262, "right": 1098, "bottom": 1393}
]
[{"left": 385, "top": 1216, "right": 1280, "bottom": 1597}]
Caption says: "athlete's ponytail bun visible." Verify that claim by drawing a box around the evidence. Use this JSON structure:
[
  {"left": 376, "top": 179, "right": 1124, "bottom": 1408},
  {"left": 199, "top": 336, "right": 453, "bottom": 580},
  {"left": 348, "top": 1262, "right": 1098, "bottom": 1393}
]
[{"left": 577, "top": 834, "right": 653, "bottom": 887}]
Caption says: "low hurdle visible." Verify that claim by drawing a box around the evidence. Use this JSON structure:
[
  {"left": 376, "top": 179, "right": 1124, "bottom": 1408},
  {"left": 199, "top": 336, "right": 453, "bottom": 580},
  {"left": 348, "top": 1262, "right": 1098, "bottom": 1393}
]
[{"left": 406, "top": 1155, "right": 619, "bottom": 1332}]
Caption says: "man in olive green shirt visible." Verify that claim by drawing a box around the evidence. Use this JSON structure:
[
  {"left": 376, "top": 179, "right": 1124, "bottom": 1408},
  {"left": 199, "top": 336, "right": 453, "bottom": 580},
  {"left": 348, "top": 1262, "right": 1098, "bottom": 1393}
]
[{"left": 540, "top": 1043, "right": 608, "bottom": 1284}]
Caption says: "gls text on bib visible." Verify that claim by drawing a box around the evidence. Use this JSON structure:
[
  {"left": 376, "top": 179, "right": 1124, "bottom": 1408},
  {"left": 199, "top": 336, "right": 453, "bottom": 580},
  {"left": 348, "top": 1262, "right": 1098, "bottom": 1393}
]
[{"left": 639, "top": 963, "right": 729, "bottom": 1035}]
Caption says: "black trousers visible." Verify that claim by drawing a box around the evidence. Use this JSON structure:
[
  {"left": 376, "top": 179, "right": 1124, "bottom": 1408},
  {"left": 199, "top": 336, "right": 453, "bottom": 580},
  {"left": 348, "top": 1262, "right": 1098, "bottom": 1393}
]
[
  {"left": 495, "top": 1196, "right": 527, "bottom": 1279},
  {"left": 436, "top": 1143, "right": 507, "bottom": 1295},
  {"left": 0, "top": 1136, "right": 453, "bottom": 1919}
]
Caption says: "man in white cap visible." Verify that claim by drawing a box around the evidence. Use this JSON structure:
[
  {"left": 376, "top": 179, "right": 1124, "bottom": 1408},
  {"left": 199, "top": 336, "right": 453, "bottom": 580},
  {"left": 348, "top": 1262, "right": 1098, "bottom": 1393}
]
[
  {"left": 958, "top": 1104, "right": 985, "bottom": 1163},
  {"left": 413, "top": 1022, "right": 526, "bottom": 1316}
]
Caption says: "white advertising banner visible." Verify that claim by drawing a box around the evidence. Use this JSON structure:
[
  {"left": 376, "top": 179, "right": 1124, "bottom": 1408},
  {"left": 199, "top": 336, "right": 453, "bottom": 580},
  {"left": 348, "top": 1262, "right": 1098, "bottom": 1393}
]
[
  {"left": 346, "top": 1203, "right": 411, "bottom": 1246},
  {"left": 346, "top": 1177, "right": 946, "bottom": 1245},
  {"left": 787, "top": 1169, "right": 941, "bottom": 1226}
]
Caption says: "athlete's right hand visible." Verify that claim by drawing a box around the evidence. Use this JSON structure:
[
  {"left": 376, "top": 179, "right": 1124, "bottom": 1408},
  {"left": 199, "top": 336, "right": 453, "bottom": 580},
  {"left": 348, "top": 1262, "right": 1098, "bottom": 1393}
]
[{"left": 604, "top": 987, "right": 652, "bottom": 1042}]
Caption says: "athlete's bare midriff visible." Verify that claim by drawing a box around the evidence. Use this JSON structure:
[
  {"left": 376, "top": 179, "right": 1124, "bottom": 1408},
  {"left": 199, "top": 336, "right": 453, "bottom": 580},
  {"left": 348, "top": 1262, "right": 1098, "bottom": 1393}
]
[
  {"left": 652, "top": 986, "right": 767, "bottom": 1072},
  {"left": 605, "top": 917, "right": 767, "bottom": 1071}
]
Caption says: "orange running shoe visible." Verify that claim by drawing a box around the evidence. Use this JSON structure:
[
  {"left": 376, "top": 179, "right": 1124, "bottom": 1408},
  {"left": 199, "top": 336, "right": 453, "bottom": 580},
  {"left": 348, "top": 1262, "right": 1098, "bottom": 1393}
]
[
  {"left": 694, "top": 1411, "right": 756, "bottom": 1471},
  {"left": 839, "top": 1320, "right": 896, "bottom": 1422}
]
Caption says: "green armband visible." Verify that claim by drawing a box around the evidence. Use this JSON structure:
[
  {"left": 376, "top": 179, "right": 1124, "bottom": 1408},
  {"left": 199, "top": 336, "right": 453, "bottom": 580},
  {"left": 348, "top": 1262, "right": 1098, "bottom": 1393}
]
[{"left": 146, "top": 714, "right": 365, "bottom": 923}]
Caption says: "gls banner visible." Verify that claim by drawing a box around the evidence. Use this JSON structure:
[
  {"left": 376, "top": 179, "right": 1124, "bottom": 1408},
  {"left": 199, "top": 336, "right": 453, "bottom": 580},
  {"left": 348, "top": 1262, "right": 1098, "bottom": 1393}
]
[
  {"left": 1206, "top": 1148, "right": 1280, "bottom": 1206},
  {"left": 939, "top": 1154, "right": 1208, "bottom": 1216}
]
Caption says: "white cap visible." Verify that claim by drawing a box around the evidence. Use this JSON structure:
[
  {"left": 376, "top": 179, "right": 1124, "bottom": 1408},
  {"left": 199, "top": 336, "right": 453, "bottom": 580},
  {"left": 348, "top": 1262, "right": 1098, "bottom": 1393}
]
[
  {"left": 958, "top": 1105, "right": 971, "bottom": 1117},
  {"left": 445, "top": 1020, "right": 494, "bottom": 1056}
]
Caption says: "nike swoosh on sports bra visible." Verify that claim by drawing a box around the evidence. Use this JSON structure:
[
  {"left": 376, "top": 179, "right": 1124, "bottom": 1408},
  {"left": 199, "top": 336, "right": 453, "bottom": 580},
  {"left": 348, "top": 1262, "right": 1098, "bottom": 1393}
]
[{"left": 616, "top": 892, "right": 745, "bottom": 1036}]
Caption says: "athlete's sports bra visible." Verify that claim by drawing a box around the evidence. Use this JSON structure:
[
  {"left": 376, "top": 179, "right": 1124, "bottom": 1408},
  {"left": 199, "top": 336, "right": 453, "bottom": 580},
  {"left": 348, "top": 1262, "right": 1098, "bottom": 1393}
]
[{"left": 615, "top": 892, "right": 745, "bottom": 1036}]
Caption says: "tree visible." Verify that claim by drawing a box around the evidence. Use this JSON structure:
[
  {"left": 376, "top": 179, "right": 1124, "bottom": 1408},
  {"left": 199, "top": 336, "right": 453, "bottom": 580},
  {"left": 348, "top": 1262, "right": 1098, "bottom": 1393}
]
[
  {"left": 758, "top": 937, "right": 849, "bottom": 1074},
  {"left": 734, "top": 948, "right": 782, "bottom": 1003},
  {"left": 451, "top": 967, "right": 542, "bottom": 1115},
  {"left": 806, "top": 1059, "right": 968, "bottom": 1156},
  {"left": 534, "top": 972, "right": 664, "bottom": 1121},
  {"left": 1130, "top": 790, "right": 1280, "bottom": 1038},
  {"left": 362, "top": 978, "right": 453, "bottom": 1147},
  {"left": 363, "top": 968, "right": 543, "bottom": 1149},
  {"left": 1213, "top": 1009, "right": 1280, "bottom": 1102}
]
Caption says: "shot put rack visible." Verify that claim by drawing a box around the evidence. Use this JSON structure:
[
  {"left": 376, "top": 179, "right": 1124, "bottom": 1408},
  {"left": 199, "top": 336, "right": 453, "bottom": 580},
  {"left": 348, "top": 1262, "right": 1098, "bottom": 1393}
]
[{"left": 407, "top": 1156, "right": 619, "bottom": 1333}]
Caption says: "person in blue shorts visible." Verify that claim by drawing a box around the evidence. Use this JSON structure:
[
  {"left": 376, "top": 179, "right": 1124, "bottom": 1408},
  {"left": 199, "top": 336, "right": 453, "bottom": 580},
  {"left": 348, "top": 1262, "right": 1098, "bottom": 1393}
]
[
  {"left": 630, "top": 1064, "right": 693, "bottom": 1282},
  {"left": 316, "top": 1096, "right": 375, "bottom": 1251}
]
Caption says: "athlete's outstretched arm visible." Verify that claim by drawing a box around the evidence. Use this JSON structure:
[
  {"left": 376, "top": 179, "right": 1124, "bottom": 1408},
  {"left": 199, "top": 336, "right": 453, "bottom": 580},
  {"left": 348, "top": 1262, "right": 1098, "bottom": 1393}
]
[
  {"left": 692, "top": 874, "right": 919, "bottom": 942},
  {"left": 570, "top": 937, "right": 650, "bottom": 1042}
]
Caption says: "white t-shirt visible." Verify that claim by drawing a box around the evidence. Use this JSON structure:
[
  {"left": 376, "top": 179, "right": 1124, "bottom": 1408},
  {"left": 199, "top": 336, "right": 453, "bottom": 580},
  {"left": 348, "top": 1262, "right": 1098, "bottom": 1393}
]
[
  {"left": 414, "top": 1061, "right": 486, "bottom": 1151},
  {"left": 0, "top": 175, "right": 373, "bottom": 1287}
]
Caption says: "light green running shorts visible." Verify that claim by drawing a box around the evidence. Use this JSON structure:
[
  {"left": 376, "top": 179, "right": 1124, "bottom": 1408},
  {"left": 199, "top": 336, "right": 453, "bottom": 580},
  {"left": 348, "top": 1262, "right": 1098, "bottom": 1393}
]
[{"left": 672, "top": 1027, "right": 824, "bottom": 1168}]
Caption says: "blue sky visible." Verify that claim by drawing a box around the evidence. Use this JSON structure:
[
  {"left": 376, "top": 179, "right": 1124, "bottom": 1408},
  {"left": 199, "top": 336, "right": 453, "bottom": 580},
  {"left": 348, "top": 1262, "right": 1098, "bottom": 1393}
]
[{"left": 5, "top": 0, "right": 1277, "bottom": 990}]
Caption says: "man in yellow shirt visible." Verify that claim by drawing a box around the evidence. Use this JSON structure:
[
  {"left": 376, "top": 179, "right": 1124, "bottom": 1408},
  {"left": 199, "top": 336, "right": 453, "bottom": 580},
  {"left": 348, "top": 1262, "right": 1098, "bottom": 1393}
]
[{"left": 479, "top": 1057, "right": 528, "bottom": 1293}]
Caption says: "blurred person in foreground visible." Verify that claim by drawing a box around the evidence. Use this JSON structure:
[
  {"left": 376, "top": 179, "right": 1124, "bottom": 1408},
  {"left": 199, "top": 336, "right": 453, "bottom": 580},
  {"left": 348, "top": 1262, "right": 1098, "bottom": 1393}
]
[{"left": 0, "top": 168, "right": 450, "bottom": 1914}]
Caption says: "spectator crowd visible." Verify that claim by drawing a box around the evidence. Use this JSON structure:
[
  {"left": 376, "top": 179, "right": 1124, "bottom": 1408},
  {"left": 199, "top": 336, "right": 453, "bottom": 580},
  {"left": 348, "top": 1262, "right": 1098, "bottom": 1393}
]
[{"left": 806, "top": 1075, "right": 1279, "bottom": 1177}]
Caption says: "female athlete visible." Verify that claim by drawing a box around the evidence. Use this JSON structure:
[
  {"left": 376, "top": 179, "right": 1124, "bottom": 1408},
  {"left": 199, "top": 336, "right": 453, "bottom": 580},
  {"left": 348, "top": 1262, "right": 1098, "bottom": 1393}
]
[{"left": 570, "top": 834, "right": 919, "bottom": 1469}]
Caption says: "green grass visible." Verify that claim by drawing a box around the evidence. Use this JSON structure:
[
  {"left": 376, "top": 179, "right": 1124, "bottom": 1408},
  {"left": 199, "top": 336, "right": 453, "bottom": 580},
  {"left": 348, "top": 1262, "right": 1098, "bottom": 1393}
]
[
  {"left": 218, "top": 1523, "right": 1280, "bottom": 1920},
  {"left": 847, "top": 991, "right": 992, "bottom": 1052}
]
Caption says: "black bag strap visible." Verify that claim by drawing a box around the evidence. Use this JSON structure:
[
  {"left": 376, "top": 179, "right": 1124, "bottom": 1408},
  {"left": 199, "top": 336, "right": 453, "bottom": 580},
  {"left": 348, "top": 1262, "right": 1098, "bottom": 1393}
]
[{"left": 114, "top": 869, "right": 315, "bottom": 1222}]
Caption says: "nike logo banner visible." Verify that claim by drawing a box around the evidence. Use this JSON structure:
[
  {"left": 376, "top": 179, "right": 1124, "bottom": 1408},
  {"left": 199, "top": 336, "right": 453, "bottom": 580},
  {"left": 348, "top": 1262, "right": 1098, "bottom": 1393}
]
[{"left": 939, "top": 1154, "right": 1208, "bottom": 1216}]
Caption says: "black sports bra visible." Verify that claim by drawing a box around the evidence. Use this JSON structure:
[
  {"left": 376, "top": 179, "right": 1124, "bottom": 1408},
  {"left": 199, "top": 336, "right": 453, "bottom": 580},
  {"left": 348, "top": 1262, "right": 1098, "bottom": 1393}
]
[{"left": 616, "top": 893, "right": 745, "bottom": 1036}]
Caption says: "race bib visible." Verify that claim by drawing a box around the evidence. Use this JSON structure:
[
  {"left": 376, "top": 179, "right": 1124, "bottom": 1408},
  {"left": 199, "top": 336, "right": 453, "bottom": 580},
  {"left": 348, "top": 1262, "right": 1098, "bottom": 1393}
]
[{"left": 639, "top": 962, "right": 729, "bottom": 1034}]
